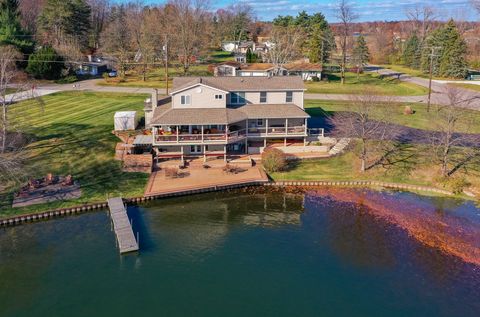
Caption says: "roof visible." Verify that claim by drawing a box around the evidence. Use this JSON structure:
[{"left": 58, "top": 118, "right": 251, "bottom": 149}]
[
  {"left": 172, "top": 76, "right": 305, "bottom": 94},
  {"left": 240, "top": 63, "right": 276, "bottom": 71},
  {"left": 284, "top": 62, "right": 323, "bottom": 72},
  {"left": 216, "top": 61, "right": 241, "bottom": 68},
  {"left": 235, "top": 104, "right": 310, "bottom": 119},
  {"left": 151, "top": 106, "right": 247, "bottom": 125},
  {"left": 114, "top": 111, "right": 136, "bottom": 118},
  {"left": 133, "top": 135, "right": 153, "bottom": 145}
]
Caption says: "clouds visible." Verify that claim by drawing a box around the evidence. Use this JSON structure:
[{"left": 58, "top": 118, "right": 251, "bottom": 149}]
[{"left": 213, "top": 0, "right": 477, "bottom": 21}]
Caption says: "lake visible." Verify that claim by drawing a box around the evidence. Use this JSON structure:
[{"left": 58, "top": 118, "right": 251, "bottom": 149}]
[{"left": 1, "top": 188, "right": 479, "bottom": 317}]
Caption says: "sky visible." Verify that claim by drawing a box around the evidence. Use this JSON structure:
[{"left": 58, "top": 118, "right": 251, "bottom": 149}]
[{"left": 116, "top": 0, "right": 479, "bottom": 22}]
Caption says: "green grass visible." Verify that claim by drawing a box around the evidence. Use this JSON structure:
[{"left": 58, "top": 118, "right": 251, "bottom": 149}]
[
  {"left": 206, "top": 50, "right": 234, "bottom": 63},
  {"left": 305, "top": 99, "right": 480, "bottom": 133},
  {"left": 0, "top": 91, "right": 150, "bottom": 218},
  {"left": 305, "top": 72, "right": 428, "bottom": 95},
  {"left": 380, "top": 64, "right": 464, "bottom": 81},
  {"left": 450, "top": 83, "right": 480, "bottom": 92}
]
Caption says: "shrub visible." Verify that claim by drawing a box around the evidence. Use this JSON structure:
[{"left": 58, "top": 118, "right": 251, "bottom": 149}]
[
  {"left": 311, "top": 76, "right": 320, "bottom": 82},
  {"left": 26, "top": 46, "right": 64, "bottom": 80},
  {"left": 262, "top": 148, "right": 286, "bottom": 173},
  {"left": 443, "top": 176, "right": 471, "bottom": 194}
]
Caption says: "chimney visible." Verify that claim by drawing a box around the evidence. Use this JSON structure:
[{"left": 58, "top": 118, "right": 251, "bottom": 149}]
[
  {"left": 87, "top": 54, "right": 93, "bottom": 62},
  {"left": 152, "top": 89, "right": 158, "bottom": 108}
]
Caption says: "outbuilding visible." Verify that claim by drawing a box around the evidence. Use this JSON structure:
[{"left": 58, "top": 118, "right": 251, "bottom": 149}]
[{"left": 114, "top": 111, "right": 137, "bottom": 131}]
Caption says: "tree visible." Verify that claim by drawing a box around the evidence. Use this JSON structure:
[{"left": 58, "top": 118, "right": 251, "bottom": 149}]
[
  {"left": 406, "top": 5, "right": 436, "bottom": 42},
  {"left": 273, "top": 11, "right": 334, "bottom": 64},
  {"left": 26, "top": 46, "right": 64, "bottom": 79},
  {"left": 0, "top": 45, "right": 43, "bottom": 184},
  {"left": 87, "top": 0, "right": 109, "bottom": 49},
  {"left": 0, "top": 0, "right": 34, "bottom": 54},
  {"left": 335, "top": 0, "right": 358, "bottom": 84},
  {"left": 403, "top": 32, "right": 421, "bottom": 68},
  {"left": 266, "top": 25, "right": 304, "bottom": 71},
  {"left": 100, "top": 5, "right": 132, "bottom": 77},
  {"left": 164, "top": 0, "right": 212, "bottom": 75},
  {"left": 352, "top": 35, "right": 369, "bottom": 78},
  {"left": 328, "top": 91, "right": 397, "bottom": 172},
  {"left": 18, "top": 0, "right": 45, "bottom": 35},
  {"left": 430, "top": 87, "right": 480, "bottom": 177},
  {"left": 421, "top": 19, "right": 468, "bottom": 78},
  {"left": 38, "top": 0, "right": 92, "bottom": 50}
]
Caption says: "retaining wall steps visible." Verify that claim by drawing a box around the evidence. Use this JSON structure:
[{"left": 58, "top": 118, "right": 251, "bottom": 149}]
[{"left": 328, "top": 138, "right": 351, "bottom": 156}]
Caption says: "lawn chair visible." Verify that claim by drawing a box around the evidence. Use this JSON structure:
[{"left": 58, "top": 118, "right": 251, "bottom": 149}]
[
  {"left": 62, "top": 175, "right": 73, "bottom": 186},
  {"left": 45, "top": 173, "right": 54, "bottom": 185}
]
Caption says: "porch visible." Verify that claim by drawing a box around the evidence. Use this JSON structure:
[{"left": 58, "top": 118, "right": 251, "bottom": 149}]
[
  {"left": 247, "top": 118, "right": 308, "bottom": 137},
  {"left": 153, "top": 124, "right": 247, "bottom": 145}
]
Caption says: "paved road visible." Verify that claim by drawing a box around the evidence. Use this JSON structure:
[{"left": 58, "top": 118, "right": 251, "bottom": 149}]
[{"left": 6, "top": 70, "right": 480, "bottom": 110}]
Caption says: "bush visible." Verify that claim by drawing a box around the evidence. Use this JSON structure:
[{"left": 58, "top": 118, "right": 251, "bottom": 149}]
[
  {"left": 311, "top": 76, "right": 320, "bottom": 82},
  {"left": 26, "top": 46, "right": 64, "bottom": 80},
  {"left": 262, "top": 148, "right": 286, "bottom": 173},
  {"left": 442, "top": 177, "right": 471, "bottom": 194}
]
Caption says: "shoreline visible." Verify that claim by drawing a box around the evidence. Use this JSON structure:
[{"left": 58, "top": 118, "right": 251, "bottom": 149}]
[{"left": 0, "top": 179, "right": 467, "bottom": 227}]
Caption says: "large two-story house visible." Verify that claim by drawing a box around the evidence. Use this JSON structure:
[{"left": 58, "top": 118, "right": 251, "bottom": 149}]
[{"left": 144, "top": 76, "right": 311, "bottom": 161}]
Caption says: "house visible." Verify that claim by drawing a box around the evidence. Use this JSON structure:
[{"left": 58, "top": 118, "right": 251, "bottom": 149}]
[
  {"left": 76, "top": 55, "right": 109, "bottom": 76},
  {"left": 213, "top": 62, "right": 322, "bottom": 80},
  {"left": 143, "top": 76, "right": 311, "bottom": 161},
  {"left": 221, "top": 41, "right": 239, "bottom": 52}
]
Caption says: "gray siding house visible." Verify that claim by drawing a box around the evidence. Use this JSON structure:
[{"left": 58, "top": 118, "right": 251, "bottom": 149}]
[{"left": 144, "top": 76, "right": 312, "bottom": 160}]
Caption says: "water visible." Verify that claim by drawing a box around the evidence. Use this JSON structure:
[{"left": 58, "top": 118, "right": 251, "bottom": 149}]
[{"left": 1, "top": 189, "right": 479, "bottom": 317}]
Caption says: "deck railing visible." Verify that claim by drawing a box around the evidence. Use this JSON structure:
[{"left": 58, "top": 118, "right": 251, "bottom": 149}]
[
  {"left": 247, "top": 126, "right": 307, "bottom": 136},
  {"left": 155, "top": 129, "right": 247, "bottom": 144}
]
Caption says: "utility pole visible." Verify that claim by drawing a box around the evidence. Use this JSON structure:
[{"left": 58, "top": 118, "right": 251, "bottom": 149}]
[
  {"left": 164, "top": 34, "right": 169, "bottom": 95},
  {"left": 427, "top": 46, "right": 441, "bottom": 112}
]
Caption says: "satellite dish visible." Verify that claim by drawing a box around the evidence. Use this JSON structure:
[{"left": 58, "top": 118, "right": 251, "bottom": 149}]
[{"left": 196, "top": 87, "right": 202, "bottom": 93}]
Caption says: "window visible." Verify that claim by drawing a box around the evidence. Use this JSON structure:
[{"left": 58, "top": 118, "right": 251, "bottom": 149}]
[
  {"left": 257, "top": 119, "right": 264, "bottom": 126},
  {"left": 260, "top": 92, "right": 267, "bottom": 103},
  {"left": 286, "top": 91, "right": 293, "bottom": 103},
  {"left": 180, "top": 95, "right": 191, "bottom": 105},
  {"left": 215, "top": 94, "right": 223, "bottom": 100},
  {"left": 230, "top": 92, "right": 245, "bottom": 104}
]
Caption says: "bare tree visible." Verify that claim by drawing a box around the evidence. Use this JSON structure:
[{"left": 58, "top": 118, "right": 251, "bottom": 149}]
[
  {"left": 405, "top": 5, "right": 436, "bottom": 41},
  {"left": 328, "top": 91, "right": 398, "bottom": 172},
  {"left": 430, "top": 87, "right": 480, "bottom": 177},
  {"left": 472, "top": 0, "right": 480, "bottom": 14},
  {"left": 335, "top": 0, "right": 357, "bottom": 85},
  {"left": 0, "top": 46, "right": 43, "bottom": 184},
  {"left": 265, "top": 25, "right": 304, "bottom": 73},
  {"left": 164, "top": 0, "right": 211, "bottom": 75},
  {"left": 88, "top": 0, "right": 110, "bottom": 49},
  {"left": 19, "top": 0, "right": 46, "bottom": 34}
]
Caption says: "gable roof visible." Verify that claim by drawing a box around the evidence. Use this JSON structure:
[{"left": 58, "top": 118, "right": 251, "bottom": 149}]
[
  {"left": 151, "top": 107, "right": 247, "bottom": 125},
  {"left": 235, "top": 104, "right": 310, "bottom": 119},
  {"left": 172, "top": 76, "right": 305, "bottom": 94}
]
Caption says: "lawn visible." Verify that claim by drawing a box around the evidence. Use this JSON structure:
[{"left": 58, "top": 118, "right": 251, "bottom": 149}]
[
  {"left": 380, "top": 64, "right": 463, "bottom": 81},
  {"left": 0, "top": 91, "right": 150, "bottom": 218},
  {"left": 305, "top": 72, "right": 428, "bottom": 95},
  {"left": 305, "top": 99, "right": 480, "bottom": 133},
  {"left": 270, "top": 142, "right": 480, "bottom": 196}
]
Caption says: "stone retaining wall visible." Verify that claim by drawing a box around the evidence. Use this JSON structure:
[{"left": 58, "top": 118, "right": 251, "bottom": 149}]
[{"left": 0, "top": 180, "right": 455, "bottom": 228}]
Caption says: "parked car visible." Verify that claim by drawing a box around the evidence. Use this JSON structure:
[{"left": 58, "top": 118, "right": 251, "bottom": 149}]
[{"left": 108, "top": 70, "right": 118, "bottom": 77}]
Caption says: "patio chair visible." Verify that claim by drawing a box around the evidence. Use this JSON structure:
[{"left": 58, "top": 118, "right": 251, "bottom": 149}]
[{"left": 62, "top": 175, "right": 74, "bottom": 186}]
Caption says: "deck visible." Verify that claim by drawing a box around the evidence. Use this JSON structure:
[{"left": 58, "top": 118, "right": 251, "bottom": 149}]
[{"left": 107, "top": 197, "right": 139, "bottom": 254}]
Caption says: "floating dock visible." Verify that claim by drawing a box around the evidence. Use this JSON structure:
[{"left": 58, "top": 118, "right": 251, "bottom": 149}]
[{"left": 107, "top": 197, "right": 139, "bottom": 254}]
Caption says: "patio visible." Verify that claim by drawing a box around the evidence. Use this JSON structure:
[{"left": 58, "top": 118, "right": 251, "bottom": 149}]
[{"left": 144, "top": 159, "right": 268, "bottom": 196}]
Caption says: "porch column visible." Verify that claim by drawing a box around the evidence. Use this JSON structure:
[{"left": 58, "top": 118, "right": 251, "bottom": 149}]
[
  {"left": 264, "top": 138, "right": 267, "bottom": 148},
  {"left": 304, "top": 137, "right": 306, "bottom": 147},
  {"left": 265, "top": 118, "right": 269, "bottom": 136},
  {"left": 284, "top": 137, "right": 287, "bottom": 147},
  {"left": 176, "top": 126, "right": 179, "bottom": 143},
  {"left": 304, "top": 118, "right": 308, "bottom": 136},
  {"left": 203, "top": 145, "right": 206, "bottom": 163},
  {"left": 201, "top": 125, "right": 204, "bottom": 143},
  {"left": 181, "top": 145, "right": 184, "bottom": 162},
  {"left": 224, "top": 145, "right": 227, "bottom": 162},
  {"left": 245, "top": 138, "right": 248, "bottom": 154},
  {"left": 285, "top": 118, "right": 288, "bottom": 136}
]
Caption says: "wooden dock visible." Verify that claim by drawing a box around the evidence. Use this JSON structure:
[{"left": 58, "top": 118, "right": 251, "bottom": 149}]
[{"left": 107, "top": 197, "right": 139, "bottom": 254}]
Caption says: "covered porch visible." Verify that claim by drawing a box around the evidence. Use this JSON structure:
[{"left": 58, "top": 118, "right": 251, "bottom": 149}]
[{"left": 153, "top": 123, "right": 247, "bottom": 145}]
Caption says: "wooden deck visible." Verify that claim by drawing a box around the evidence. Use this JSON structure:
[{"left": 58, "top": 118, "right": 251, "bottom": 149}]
[{"left": 107, "top": 197, "right": 139, "bottom": 254}]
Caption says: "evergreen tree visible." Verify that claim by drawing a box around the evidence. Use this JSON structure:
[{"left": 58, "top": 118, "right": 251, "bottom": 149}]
[
  {"left": 352, "top": 35, "right": 369, "bottom": 78},
  {"left": 421, "top": 19, "right": 467, "bottom": 78},
  {"left": 26, "top": 46, "right": 64, "bottom": 79},
  {"left": 38, "top": 0, "right": 91, "bottom": 49},
  {"left": 403, "top": 33, "right": 420, "bottom": 68},
  {"left": 0, "top": 0, "right": 34, "bottom": 54}
]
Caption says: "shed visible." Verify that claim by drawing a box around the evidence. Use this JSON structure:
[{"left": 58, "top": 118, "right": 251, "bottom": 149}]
[{"left": 114, "top": 111, "right": 137, "bottom": 131}]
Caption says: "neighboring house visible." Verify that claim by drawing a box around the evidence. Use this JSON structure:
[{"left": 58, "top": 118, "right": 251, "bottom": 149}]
[
  {"left": 213, "top": 62, "right": 322, "bottom": 80},
  {"left": 144, "top": 76, "right": 310, "bottom": 160},
  {"left": 234, "top": 53, "right": 247, "bottom": 63},
  {"left": 222, "top": 41, "right": 239, "bottom": 52},
  {"left": 238, "top": 41, "right": 254, "bottom": 54},
  {"left": 76, "top": 62, "right": 108, "bottom": 76}
]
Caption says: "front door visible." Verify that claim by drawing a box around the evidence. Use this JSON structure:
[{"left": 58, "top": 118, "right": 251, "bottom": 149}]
[{"left": 190, "top": 145, "right": 202, "bottom": 154}]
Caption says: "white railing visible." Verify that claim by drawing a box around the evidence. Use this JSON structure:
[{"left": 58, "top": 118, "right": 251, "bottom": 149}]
[
  {"left": 155, "top": 129, "right": 247, "bottom": 144},
  {"left": 247, "top": 126, "right": 307, "bottom": 136}
]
